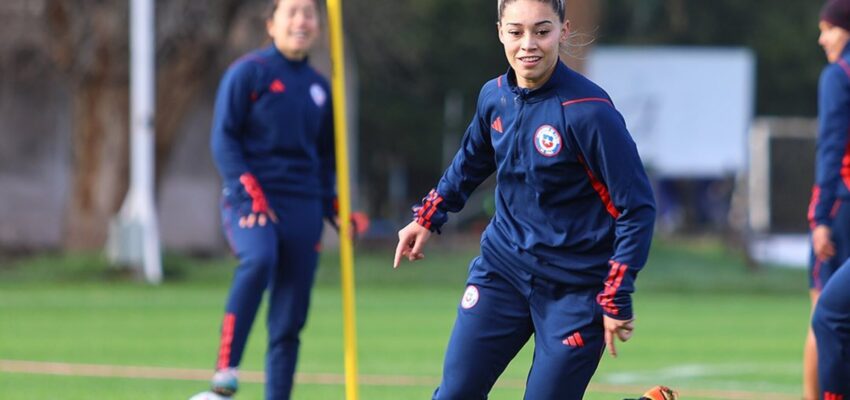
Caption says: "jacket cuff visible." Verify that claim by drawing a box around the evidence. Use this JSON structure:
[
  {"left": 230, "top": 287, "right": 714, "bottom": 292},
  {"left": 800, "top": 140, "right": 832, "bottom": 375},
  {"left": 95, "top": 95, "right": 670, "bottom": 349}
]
[
  {"left": 239, "top": 173, "right": 270, "bottom": 214},
  {"left": 596, "top": 260, "right": 633, "bottom": 320},
  {"left": 600, "top": 296, "right": 633, "bottom": 321},
  {"left": 412, "top": 189, "right": 447, "bottom": 233}
]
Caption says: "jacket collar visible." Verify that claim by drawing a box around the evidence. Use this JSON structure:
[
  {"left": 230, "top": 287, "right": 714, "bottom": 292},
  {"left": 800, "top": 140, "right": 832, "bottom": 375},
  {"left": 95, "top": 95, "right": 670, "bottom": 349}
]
[
  {"left": 264, "top": 44, "right": 310, "bottom": 68},
  {"left": 505, "top": 61, "right": 569, "bottom": 103}
]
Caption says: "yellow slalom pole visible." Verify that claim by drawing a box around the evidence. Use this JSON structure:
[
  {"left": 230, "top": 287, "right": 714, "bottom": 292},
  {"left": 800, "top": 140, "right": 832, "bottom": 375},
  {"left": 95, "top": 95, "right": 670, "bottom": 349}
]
[{"left": 325, "top": 1, "right": 359, "bottom": 400}]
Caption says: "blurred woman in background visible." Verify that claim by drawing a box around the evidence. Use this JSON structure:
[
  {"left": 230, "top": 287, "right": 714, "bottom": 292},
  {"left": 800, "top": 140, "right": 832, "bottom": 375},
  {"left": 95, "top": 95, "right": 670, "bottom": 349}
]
[
  {"left": 805, "top": 0, "right": 850, "bottom": 399},
  {"left": 192, "top": 0, "right": 336, "bottom": 399}
]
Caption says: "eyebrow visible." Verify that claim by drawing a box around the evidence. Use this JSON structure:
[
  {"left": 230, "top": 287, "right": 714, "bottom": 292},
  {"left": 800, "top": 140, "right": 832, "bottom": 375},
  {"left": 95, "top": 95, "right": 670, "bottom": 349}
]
[{"left": 504, "top": 21, "right": 554, "bottom": 27}]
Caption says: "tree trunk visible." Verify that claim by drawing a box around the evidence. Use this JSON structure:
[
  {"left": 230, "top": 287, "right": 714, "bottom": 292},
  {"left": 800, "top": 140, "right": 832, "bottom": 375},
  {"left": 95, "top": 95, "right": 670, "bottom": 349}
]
[
  {"left": 45, "top": 0, "right": 255, "bottom": 250},
  {"left": 64, "top": 81, "right": 130, "bottom": 249},
  {"left": 44, "top": 0, "right": 131, "bottom": 250},
  {"left": 154, "top": 45, "right": 217, "bottom": 184}
]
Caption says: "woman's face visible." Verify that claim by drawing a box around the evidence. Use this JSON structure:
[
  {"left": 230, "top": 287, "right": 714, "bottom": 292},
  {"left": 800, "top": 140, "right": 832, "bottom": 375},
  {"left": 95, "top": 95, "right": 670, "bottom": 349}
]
[
  {"left": 498, "top": 0, "right": 569, "bottom": 89},
  {"left": 819, "top": 21, "right": 850, "bottom": 63},
  {"left": 267, "top": 0, "right": 320, "bottom": 60}
]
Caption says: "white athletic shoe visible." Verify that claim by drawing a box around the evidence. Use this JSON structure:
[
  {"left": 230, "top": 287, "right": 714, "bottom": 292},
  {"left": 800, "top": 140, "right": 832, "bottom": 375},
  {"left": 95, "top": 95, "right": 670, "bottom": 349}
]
[
  {"left": 210, "top": 367, "right": 239, "bottom": 396},
  {"left": 188, "top": 391, "right": 231, "bottom": 400},
  {"left": 189, "top": 368, "right": 238, "bottom": 400}
]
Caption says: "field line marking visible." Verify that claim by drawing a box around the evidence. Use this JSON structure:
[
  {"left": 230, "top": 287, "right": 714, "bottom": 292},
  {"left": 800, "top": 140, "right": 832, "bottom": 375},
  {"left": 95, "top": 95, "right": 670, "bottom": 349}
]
[{"left": 0, "top": 359, "right": 798, "bottom": 399}]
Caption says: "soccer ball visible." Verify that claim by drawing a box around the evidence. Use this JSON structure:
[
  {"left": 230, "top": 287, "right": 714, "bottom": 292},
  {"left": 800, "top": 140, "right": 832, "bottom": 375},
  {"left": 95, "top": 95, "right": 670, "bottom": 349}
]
[
  {"left": 188, "top": 391, "right": 231, "bottom": 400},
  {"left": 640, "top": 385, "right": 678, "bottom": 400}
]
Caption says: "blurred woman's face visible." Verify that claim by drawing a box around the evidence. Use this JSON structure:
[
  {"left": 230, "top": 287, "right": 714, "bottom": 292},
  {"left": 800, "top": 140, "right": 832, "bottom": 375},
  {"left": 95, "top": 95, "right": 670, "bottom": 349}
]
[
  {"left": 819, "top": 21, "right": 850, "bottom": 63},
  {"left": 498, "top": 0, "right": 568, "bottom": 89},
  {"left": 267, "top": 0, "right": 320, "bottom": 60}
]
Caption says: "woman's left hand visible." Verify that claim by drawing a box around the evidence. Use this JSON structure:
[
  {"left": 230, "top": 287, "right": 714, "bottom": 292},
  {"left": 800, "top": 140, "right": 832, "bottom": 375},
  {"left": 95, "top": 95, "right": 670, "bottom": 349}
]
[
  {"left": 603, "top": 315, "right": 634, "bottom": 358},
  {"left": 393, "top": 221, "right": 432, "bottom": 268}
]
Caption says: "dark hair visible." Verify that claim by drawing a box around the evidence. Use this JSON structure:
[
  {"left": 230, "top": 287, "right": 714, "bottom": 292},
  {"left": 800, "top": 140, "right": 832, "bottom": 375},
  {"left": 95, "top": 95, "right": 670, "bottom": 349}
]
[
  {"left": 497, "top": 0, "right": 566, "bottom": 23},
  {"left": 821, "top": 0, "right": 850, "bottom": 32},
  {"left": 266, "top": 0, "right": 322, "bottom": 21}
]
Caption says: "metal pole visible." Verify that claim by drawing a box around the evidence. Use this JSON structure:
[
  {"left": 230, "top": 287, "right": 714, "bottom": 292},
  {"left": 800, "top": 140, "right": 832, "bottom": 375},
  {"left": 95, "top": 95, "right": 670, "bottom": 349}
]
[{"left": 128, "top": 0, "right": 161, "bottom": 283}]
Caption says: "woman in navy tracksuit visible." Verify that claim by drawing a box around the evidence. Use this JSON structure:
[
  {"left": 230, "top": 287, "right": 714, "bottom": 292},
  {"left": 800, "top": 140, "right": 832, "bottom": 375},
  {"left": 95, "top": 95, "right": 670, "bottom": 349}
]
[
  {"left": 810, "top": 1, "right": 850, "bottom": 399},
  {"left": 394, "top": 0, "right": 655, "bottom": 398},
  {"left": 195, "top": 0, "right": 335, "bottom": 399}
]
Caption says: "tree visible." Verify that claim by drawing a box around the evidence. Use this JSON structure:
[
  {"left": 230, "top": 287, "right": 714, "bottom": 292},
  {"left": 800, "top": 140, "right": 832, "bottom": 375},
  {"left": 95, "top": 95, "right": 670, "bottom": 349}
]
[{"left": 43, "top": 0, "right": 268, "bottom": 250}]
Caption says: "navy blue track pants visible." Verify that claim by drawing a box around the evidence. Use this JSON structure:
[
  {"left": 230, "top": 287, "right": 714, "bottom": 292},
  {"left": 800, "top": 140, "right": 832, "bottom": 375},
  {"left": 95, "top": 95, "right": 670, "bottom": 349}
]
[
  {"left": 813, "top": 258, "right": 850, "bottom": 399},
  {"left": 216, "top": 194, "right": 323, "bottom": 400},
  {"left": 433, "top": 256, "right": 606, "bottom": 400}
]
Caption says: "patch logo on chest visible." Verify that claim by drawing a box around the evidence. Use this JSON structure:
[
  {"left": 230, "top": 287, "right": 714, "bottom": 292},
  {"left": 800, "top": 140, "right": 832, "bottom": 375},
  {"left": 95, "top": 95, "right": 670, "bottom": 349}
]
[
  {"left": 310, "top": 83, "right": 327, "bottom": 107},
  {"left": 533, "top": 124, "right": 562, "bottom": 157}
]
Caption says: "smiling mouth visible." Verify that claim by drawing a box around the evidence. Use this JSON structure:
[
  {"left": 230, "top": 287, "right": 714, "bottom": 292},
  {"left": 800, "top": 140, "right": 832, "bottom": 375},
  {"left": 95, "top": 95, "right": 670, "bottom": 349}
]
[{"left": 519, "top": 56, "right": 542, "bottom": 63}]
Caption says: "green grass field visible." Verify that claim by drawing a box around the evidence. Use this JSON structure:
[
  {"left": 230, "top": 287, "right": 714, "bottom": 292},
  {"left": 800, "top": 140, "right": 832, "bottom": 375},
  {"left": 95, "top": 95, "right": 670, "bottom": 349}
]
[{"left": 0, "top": 237, "right": 810, "bottom": 399}]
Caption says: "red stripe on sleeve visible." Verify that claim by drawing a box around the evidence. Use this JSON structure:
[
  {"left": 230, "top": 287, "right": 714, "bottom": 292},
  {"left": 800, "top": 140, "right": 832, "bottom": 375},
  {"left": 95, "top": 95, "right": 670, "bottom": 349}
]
[
  {"left": 417, "top": 190, "right": 435, "bottom": 225},
  {"left": 415, "top": 189, "right": 444, "bottom": 229},
  {"left": 577, "top": 156, "right": 620, "bottom": 219},
  {"left": 425, "top": 196, "right": 444, "bottom": 220},
  {"left": 841, "top": 130, "right": 850, "bottom": 190},
  {"left": 597, "top": 261, "right": 628, "bottom": 316},
  {"left": 562, "top": 97, "right": 613, "bottom": 107}
]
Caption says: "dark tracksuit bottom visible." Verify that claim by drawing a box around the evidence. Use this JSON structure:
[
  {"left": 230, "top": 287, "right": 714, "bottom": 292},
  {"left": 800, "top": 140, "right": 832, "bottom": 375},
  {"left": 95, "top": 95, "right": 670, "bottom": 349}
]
[
  {"left": 813, "top": 258, "right": 850, "bottom": 400},
  {"left": 810, "top": 201, "right": 850, "bottom": 290},
  {"left": 433, "top": 242, "right": 606, "bottom": 400},
  {"left": 217, "top": 194, "right": 323, "bottom": 400}
]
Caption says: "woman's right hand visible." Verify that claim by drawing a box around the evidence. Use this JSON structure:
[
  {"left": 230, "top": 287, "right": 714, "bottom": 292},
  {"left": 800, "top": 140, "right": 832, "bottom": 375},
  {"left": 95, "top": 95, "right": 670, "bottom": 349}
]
[
  {"left": 603, "top": 315, "right": 634, "bottom": 358},
  {"left": 238, "top": 172, "right": 278, "bottom": 228},
  {"left": 393, "top": 221, "right": 432, "bottom": 268},
  {"left": 812, "top": 224, "right": 835, "bottom": 260}
]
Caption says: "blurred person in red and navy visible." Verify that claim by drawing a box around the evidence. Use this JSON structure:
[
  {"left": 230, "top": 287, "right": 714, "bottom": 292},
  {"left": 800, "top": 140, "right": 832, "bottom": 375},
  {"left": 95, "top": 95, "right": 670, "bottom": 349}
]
[
  {"left": 191, "top": 0, "right": 335, "bottom": 399},
  {"left": 809, "top": 1, "right": 850, "bottom": 399}
]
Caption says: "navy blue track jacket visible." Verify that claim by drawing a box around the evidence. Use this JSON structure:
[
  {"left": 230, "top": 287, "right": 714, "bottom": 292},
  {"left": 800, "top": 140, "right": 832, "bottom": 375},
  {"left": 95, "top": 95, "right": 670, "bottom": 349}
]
[
  {"left": 211, "top": 45, "right": 335, "bottom": 213},
  {"left": 810, "top": 45, "right": 850, "bottom": 229},
  {"left": 414, "top": 62, "right": 656, "bottom": 320}
]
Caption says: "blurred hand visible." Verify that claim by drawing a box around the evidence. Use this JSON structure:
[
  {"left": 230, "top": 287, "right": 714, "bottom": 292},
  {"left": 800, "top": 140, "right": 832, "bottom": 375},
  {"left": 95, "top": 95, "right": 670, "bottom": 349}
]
[
  {"left": 603, "top": 315, "right": 634, "bottom": 358},
  {"left": 393, "top": 221, "right": 432, "bottom": 268},
  {"left": 327, "top": 211, "right": 370, "bottom": 241},
  {"left": 238, "top": 173, "right": 278, "bottom": 229},
  {"left": 330, "top": 216, "right": 355, "bottom": 241},
  {"left": 239, "top": 208, "right": 277, "bottom": 228},
  {"left": 812, "top": 225, "right": 835, "bottom": 260}
]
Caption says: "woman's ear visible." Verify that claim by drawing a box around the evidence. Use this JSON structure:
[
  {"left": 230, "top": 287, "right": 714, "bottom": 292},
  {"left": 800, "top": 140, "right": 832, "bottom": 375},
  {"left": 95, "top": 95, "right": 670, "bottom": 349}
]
[
  {"left": 266, "top": 17, "right": 275, "bottom": 39},
  {"left": 497, "top": 22, "right": 506, "bottom": 44},
  {"left": 561, "top": 19, "right": 571, "bottom": 42}
]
